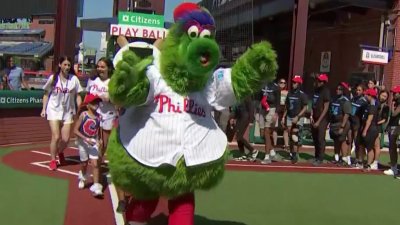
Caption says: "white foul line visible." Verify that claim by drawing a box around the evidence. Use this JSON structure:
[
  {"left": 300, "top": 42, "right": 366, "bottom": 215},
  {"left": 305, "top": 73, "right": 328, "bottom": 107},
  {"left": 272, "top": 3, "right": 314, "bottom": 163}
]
[
  {"left": 30, "top": 150, "right": 108, "bottom": 163},
  {"left": 226, "top": 163, "right": 360, "bottom": 171},
  {"left": 31, "top": 150, "right": 81, "bottom": 163},
  {"left": 108, "top": 182, "right": 125, "bottom": 225},
  {"left": 30, "top": 162, "right": 79, "bottom": 176},
  {"left": 30, "top": 150, "right": 122, "bottom": 224}
]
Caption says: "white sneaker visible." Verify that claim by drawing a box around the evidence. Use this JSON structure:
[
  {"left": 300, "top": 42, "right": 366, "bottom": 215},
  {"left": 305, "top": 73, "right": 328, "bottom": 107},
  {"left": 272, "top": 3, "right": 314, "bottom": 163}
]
[
  {"left": 78, "top": 171, "right": 86, "bottom": 189},
  {"left": 78, "top": 180, "right": 85, "bottom": 189},
  {"left": 384, "top": 169, "right": 396, "bottom": 176},
  {"left": 90, "top": 183, "right": 103, "bottom": 197},
  {"left": 350, "top": 145, "right": 355, "bottom": 154},
  {"left": 249, "top": 150, "right": 259, "bottom": 162},
  {"left": 370, "top": 162, "right": 379, "bottom": 170},
  {"left": 89, "top": 183, "right": 98, "bottom": 192}
]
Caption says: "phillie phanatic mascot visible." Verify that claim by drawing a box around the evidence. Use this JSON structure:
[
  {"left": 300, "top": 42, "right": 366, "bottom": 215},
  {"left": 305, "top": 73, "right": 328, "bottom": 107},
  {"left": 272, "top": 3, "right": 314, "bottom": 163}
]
[{"left": 107, "top": 2, "right": 278, "bottom": 225}]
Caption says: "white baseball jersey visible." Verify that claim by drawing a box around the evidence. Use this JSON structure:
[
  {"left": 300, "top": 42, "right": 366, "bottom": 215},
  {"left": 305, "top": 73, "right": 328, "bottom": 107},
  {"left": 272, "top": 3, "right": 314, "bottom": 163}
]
[
  {"left": 87, "top": 77, "right": 117, "bottom": 120},
  {"left": 118, "top": 66, "right": 236, "bottom": 167},
  {"left": 86, "top": 78, "right": 96, "bottom": 92},
  {"left": 43, "top": 74, "right": 83, "bottom": 119}
]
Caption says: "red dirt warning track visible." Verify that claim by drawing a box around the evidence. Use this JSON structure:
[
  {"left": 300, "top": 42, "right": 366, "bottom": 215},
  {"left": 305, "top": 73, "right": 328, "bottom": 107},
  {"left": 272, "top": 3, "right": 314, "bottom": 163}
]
[{"left": 2, "top": 147, "right": 116, "bottom": 225}]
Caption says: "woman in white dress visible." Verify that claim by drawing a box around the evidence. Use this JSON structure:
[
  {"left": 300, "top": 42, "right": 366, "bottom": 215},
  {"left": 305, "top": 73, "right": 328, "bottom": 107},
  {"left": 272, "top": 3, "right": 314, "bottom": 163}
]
[
  {"left": 41, "top": 56, "right": 83, "bottom": 170},
  {"left": 87, "top": 57, "right": 116, "bottom": 157}
]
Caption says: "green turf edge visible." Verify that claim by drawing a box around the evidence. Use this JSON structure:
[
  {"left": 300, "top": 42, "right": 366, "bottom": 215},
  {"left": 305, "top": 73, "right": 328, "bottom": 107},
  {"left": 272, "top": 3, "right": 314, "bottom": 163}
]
[
  {"left": 0, "top": 145, "right": 69, "bottom": 225},
  {"left": 195, "top": 171, "right": 400, "bottom": 225}
]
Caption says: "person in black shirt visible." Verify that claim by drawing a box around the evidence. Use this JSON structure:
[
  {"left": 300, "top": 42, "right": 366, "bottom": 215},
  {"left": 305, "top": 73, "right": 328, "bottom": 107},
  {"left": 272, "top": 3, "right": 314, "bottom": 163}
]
[
  {"left": 257, "top": 81, "right": 281, "bottom": 163},
  {"left": 384, "top": 86, "right": 400, "bottom": 176},
  {"left": 371, "top": 90, "right": 390, "bottom": 170},
  {"left": 282, "top": 75, "right": 308, "bottom": 163},
  {"left": 360, "top": 88, "right": 379, "bottom": 170},
  {"left": 232, "top": 96, "right": 258, "bottom": 161},
  {"left": 349, "top": 84, "right": 368, "bottom": 168},
  {"left": 311, "top": 74, "right": 331, "bottom": 166},
  {"left": 329, "top": 82, "right": 352, "bottom": 166}
]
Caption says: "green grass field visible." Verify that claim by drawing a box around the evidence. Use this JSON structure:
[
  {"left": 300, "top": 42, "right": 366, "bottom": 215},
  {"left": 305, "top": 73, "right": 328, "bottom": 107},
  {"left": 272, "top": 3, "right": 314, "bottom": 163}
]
[
  {"left": 1, "top": 145, "right": 399, "bottom": 225},
  {"left": 196, "top": 171, "right": 400, "bottom": 225},
  {"left": 0, "top": 145, "right": 68, "bottom": 225}
]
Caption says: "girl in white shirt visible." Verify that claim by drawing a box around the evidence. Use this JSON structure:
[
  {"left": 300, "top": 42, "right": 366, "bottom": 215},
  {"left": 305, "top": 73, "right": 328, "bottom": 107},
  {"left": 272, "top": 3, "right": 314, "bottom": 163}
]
[
  {"left": 41, "top": 56, "right": 83, "bottom": 170},
  {"left": 85, "top": 68, "right": 98, "bottom": 93},
  {"left": 88, "top": 57, "right": 126, "bottom": 209},
  {"left": 87, "top": 57, "right": 116, "bottom": 157}
]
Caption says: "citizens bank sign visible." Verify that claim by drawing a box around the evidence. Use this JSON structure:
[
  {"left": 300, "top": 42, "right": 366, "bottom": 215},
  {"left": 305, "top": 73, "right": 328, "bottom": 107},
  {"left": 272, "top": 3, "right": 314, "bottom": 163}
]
[
  {"left": 110, "top": 11, "right": 167, "bottom": 39},
  {"left": 110, "top": 24, "right": 167, "bottom": 39},
  {"left": 361, "top": 49, "right": 389, "bottom": 64},
  {"left": 118, "top": 12, "right": 164, "bottom": 28},
  {"left": 0, "top": 91, "right": 44, "bottom": 109}
]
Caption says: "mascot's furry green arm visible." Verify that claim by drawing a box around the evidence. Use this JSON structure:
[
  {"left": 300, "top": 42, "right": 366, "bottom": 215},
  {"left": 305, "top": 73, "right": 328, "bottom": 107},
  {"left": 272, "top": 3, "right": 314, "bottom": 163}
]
[{"left": 107, "top": 2, "right": 277, "bottom": 225}]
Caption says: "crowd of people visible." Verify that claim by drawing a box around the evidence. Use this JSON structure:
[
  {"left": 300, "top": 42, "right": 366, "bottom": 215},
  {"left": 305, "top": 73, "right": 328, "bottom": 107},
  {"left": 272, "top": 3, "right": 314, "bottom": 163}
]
[
  {"left": 13, "top": 53, "right": 397, "bottom": 217},
  {"left": 229, "top": 73, "right": 400, "bottom": 175}
]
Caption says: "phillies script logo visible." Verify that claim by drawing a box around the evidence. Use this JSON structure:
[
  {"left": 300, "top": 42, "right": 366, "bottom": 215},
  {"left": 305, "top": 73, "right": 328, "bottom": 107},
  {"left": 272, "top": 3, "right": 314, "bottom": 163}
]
[
  {"left": 82, "top": 119, "right": 98, "bottom": 137},
  {"left": 154, "top": 94, "right": 206, "bottom": 117},
  {"left": 89, "top": 84, "right": 107, "bottom": 93},
  {"left": 53, "top": 87, "right": 70, "bottom": 93}
]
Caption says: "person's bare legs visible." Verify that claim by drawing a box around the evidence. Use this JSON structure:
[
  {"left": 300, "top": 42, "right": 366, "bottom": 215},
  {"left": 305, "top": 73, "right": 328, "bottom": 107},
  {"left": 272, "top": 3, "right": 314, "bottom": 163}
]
[
  {"left": 264, "top": 127, "right": 272, "bottom": 155},
  {"left": 91, "top": 158, "right": 100, "bottom": 184},
  {"left": 373, "top": 135, "right": 381, "bottom": 169},
  {"left": 367, "top": 148, "right": 375, "bottom": 167},
  {"left": 340, "top": 140, "right": 350, "bottom": 166},
  {"left": 283, "top": 128, "right": 289, "bottom": 150},
  {"left": 59, "top": 123, "right": 72, "bottom": 154},
  {"left": 101, "top": 129, "right": 111, "bottom": 158},
  {"left": 49, "top": 121, "right": 61, "bottom": 160},
  {"left": 272, "top": 130, "right": 278, "bottom": 147}
]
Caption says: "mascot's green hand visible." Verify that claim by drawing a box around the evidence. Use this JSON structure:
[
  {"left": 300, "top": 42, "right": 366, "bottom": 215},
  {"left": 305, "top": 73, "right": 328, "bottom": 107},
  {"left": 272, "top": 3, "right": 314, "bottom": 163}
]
[
  {"left": 231, "top": 41, "right": 278, "bottom": 101},
  {"left": 109, "top": 50, "right": 153, "bottom": 107}
]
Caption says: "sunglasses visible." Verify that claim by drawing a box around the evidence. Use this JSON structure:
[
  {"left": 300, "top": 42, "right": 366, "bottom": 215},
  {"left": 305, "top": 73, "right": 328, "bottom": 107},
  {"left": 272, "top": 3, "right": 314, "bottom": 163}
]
[
  {"left": 337, "top": 87, "right": 343, "bottom": 90},
  {"left": 279, "top": 82, "right": 286, "bottom": 84}
]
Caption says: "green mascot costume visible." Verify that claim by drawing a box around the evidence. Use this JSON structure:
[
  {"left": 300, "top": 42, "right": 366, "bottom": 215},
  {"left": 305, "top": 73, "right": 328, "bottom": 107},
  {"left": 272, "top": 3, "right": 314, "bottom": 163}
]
[{"left": 107, "top": 2, "right": 278, "bottom": 225}]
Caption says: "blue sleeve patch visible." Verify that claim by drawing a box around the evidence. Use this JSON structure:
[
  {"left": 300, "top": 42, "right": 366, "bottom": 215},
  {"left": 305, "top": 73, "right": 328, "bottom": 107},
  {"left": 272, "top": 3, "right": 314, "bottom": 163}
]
[{"left": 217, "top": 70, "right": 224, "bottom": 81}]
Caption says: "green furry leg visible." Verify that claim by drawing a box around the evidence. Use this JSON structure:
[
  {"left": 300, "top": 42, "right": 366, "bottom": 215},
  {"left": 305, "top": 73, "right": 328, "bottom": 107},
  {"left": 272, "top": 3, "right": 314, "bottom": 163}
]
[{"left": 107, "top": 129, "right": 228, "bottom": 200}]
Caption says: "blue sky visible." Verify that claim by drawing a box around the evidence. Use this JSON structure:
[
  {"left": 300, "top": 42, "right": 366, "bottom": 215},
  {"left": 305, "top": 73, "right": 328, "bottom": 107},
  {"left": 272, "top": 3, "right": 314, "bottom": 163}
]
[{"left": 79, "top": 0, "right": 199, "bottom": 49}]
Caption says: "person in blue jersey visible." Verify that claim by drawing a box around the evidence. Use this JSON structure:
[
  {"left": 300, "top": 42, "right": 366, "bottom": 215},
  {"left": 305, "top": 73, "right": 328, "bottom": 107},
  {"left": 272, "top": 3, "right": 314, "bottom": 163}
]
[
  {"left": 329, "top": 82, "right": 352, "bottom": 166},
  {"left": 348, "top": 84, "right": 368, "bottom": 168},
  {"left": 282, "top": 75, "right": 308, "bottom": 164},
  {"left": 73, "top": 93, "right": 103, "bottom": 197}
]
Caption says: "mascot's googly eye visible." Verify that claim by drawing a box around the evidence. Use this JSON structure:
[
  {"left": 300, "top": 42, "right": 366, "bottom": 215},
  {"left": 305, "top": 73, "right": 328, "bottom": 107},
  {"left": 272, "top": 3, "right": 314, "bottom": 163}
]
[
  {"left": 199, "top": 29, "right": 211, "bottom": 38},
  {"left": 187, "top": 25, "right": 199, "bottom": 39}
]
